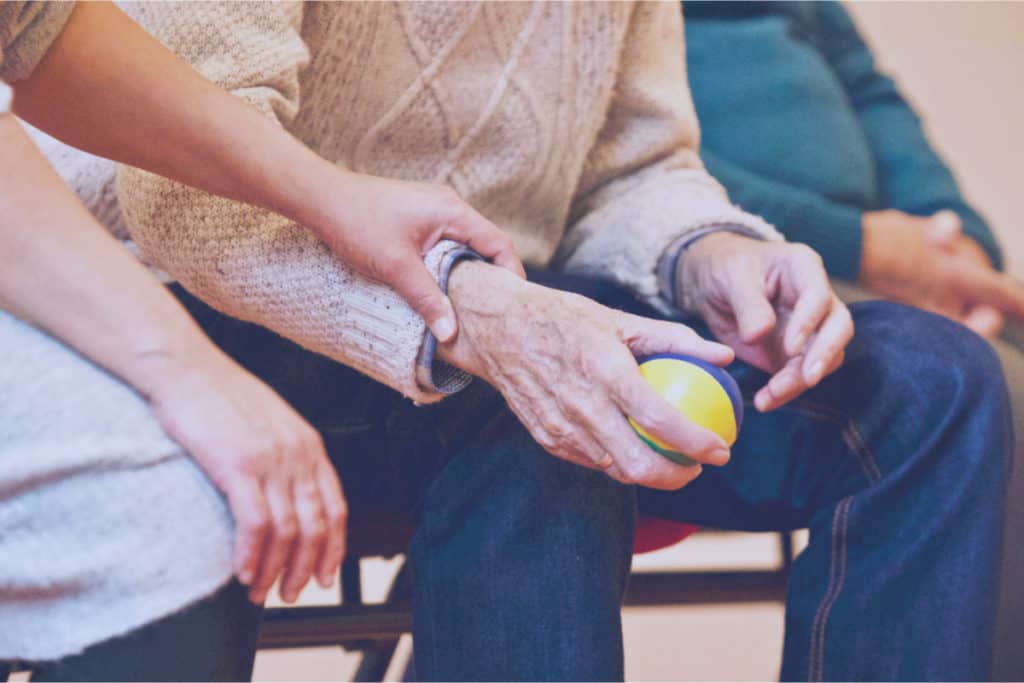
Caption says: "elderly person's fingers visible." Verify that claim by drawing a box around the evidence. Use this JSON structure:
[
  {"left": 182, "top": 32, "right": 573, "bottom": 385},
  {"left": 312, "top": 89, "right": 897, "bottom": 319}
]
[
  {"left": 799, "top": 297, "right": 853, "bottom": 387},
  {"left": 611, "top": 368, "right": 730, "bottom": 468},
  {"left": 618, "top": 313, "right": 735, "bottom": 366},
  {"left": 580, "top": 398, "right": 705, "bottom": 490},
  {"left": 777, "top": 246, "right": 833, "bottom": 356},
  {"left": 754, "top": 354, "right": 807, "bottom": 412},
  {"left": 722, "top": 269, "right": 778, "bottom": 345}
]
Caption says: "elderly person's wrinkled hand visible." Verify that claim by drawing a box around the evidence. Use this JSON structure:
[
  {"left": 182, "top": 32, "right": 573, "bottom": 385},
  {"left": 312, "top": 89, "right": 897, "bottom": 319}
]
[
  {"left": 676, "top": 233, "right": 855, "bottom": 413},
  {"left": 436, "top": 261, "right": 736, "bottom": 490}
]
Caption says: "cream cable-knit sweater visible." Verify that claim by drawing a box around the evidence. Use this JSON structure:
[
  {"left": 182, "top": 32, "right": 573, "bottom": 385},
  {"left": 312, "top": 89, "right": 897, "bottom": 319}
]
[{"left": 103, "top": 1, "right": 779, "bottom": 404}]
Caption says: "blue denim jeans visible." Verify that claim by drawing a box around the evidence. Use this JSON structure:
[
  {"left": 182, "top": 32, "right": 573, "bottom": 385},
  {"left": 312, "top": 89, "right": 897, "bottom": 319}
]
[{"left": 170, "top": 276, "right": 1011, "bottom": 682}]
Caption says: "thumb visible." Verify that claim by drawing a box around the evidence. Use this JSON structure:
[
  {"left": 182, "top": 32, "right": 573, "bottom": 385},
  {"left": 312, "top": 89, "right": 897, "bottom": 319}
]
[
  {"left": 726, "top": 270, "right": 778, "bottom": 344},
  {"left": 389, "top": 256, "right": 459, "bottom": 343},
  {"left": 927, "top": 210, "right": 962, "bottom": 249},
  {"left": 963, "top": 304, "right": 1005, "bottom": 339}
]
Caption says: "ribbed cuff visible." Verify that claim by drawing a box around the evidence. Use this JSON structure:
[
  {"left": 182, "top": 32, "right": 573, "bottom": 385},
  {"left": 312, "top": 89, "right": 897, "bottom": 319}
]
[{"left": 415, "top": 246, "right": 481, "bottom": 398}]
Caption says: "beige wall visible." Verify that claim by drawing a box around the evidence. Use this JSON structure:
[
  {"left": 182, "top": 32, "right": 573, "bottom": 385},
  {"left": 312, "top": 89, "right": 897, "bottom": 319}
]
[{"left": 847, "top": 1, "right": 1024, "bottom": 278}]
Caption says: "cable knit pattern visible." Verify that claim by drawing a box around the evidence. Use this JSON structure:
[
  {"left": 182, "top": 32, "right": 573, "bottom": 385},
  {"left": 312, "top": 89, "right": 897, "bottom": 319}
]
[{"left": 104, "top": 1, "right": 779, "bottom": 403}]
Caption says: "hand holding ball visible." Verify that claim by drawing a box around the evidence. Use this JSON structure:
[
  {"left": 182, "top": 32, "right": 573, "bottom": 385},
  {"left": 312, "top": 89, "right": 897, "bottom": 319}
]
[{"left": 629, "top": 354, "right": 743, "bottom": 466}]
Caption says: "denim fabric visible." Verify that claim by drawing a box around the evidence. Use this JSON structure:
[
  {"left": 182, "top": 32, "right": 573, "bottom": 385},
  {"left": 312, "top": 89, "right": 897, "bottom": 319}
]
[{"left": 168, "top": 278, "right": 1010, "bottom": 682}]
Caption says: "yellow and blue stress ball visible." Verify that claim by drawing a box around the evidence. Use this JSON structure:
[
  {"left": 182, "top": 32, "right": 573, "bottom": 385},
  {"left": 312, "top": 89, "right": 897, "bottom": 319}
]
[{"left": 629, "top": 353, "right": 744, "bottom": 466}]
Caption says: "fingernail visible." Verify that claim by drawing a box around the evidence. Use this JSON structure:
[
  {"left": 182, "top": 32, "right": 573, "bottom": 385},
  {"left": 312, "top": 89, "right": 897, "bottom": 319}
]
[
  {"left": 239, "top": 569, "right": 253, "bottom": 586},
  {"left": 432, "top": 315, "right": 456, "bottom": 343},
  {"left": 808, "top": 361, "right": 825, "bottom": 384},
  {"left": 754, "top": 393, "right": 770, "bottom": 412},
  {"left": 711, "top": 447, "right": 730, "bottom": 464},
  {"left": 772, "top": 373, "right": 794, "bottom": 395},
  {"left": 791, "top": 330, "right": 808, "bottom": 354}
]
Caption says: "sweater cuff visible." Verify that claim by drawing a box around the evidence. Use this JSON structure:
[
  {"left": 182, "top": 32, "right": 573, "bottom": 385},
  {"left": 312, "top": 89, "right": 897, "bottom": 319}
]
[
  {"left": 0, "top": 1, "right": 74, "bottom": 83},
  {"left": 414, "top": 245, "right": 481, "bottom": 398}
]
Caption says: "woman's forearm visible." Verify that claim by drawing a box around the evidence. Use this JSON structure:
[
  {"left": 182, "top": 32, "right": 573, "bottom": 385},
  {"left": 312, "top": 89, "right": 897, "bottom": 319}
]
[
  {"left": 0, "top": 115, "right": 221, "bottom": 400},
  {"left": 10, "top": 2, "right": 337, "bottom": 238}
]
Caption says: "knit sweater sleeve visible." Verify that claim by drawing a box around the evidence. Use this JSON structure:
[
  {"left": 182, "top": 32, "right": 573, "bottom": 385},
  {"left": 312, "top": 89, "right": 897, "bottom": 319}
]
[
  {"left": 0, "top": 1, "right": 73, "bottom": 83},
  {"left": 116, "top": 2, "right": 460, "bottom": 404},
  {"left": 555, "top": 1, "right": 781, "bottom": 306}
]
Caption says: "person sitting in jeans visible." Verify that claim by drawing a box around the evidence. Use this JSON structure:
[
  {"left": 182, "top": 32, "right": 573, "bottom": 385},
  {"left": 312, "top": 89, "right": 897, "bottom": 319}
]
[{"left": 683, "top": 2, "right": 1024, "bottom": 676}]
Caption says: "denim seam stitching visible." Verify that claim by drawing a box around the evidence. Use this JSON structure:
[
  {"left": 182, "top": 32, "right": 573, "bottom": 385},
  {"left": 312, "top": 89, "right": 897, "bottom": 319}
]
[
  {"left": 808, "top": 496, "right": 852, "bottom": 682},
  {"left": 786, "top": 400, "right": 883, "bottom": 483}
]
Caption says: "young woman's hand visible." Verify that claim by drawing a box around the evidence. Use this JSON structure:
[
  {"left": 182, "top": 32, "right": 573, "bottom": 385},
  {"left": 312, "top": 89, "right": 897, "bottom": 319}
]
[
  {"left": 139, "top": 346, "right": 347, "bottom": 605},
  {"left": 308, "top": 171, "right": 525, "bottom": 343}
]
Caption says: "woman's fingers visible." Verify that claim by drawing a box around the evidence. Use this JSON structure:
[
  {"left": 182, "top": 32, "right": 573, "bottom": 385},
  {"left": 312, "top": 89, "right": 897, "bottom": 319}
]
[
  {"left": 279, "top": 477, "right": 327, "bottom": 603},
  {"left": 315, "top": 463, "right": 348, "bottom": 588},
  {"left": 225, "top": 476, "right": 271, "bottom": 588},
  {"left": 249, "top": 478, "right": 298, "bottom": 604},
  {"left": 438, "top": 201, "right": 525, "bottom": 278},
  {"left": 384, "top": 251, "right": 460, "bottom": 343}
]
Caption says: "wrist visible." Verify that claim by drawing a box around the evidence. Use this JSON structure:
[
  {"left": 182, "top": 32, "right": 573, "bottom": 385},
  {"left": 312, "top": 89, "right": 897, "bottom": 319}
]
[
  {"left": 435, "top": 259, "right": 525, "bottom": 370},
  {"left": 274, "top": 157, "right": 356, "bottom": 239},
  {"left": 123, "top": 321, "right": 229, "bottom": 404}
]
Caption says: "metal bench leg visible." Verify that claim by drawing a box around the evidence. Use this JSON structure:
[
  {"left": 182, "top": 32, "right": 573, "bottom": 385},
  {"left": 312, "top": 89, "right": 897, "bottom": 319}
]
[{"left": 352, "top": 560, "right": 411, "bottom": 682}]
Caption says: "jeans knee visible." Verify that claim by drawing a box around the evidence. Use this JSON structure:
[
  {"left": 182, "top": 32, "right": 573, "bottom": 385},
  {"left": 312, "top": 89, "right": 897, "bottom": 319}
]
[
  {"left": 848, "top": 301, "right": 1006, "bottom": 398},
  {"left": 844, "top": 302, "right": 1012, "bottom": 471}
]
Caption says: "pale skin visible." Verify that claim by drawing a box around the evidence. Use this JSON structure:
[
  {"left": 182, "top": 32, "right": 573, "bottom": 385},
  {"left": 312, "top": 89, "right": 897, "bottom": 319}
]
[
  {"left": 861, "top": 209, "right": 1024, "bottom": 339},
  {"left": 7, "top": 2, "right": 521, "bottom": 604},
  {"left": 437, "top": 232, "right": 854, "bottom": 487}
]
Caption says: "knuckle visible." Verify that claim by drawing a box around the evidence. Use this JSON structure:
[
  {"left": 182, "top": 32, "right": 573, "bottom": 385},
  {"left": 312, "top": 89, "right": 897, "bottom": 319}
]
[
  {"left": 306, "top": 518, "right": 328, "bottom": 541},
  {"left": 326, "top": 505, "right": 348, "bottom": 527},
  {"left": 277, "top": 517, "right": 299, "bottom": 541},
  {"left": 533, "top": 430, "right": 558, "bottom": 453},
  {"left": 792, "top": 243, "right": 821, "bottom": 264}
]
